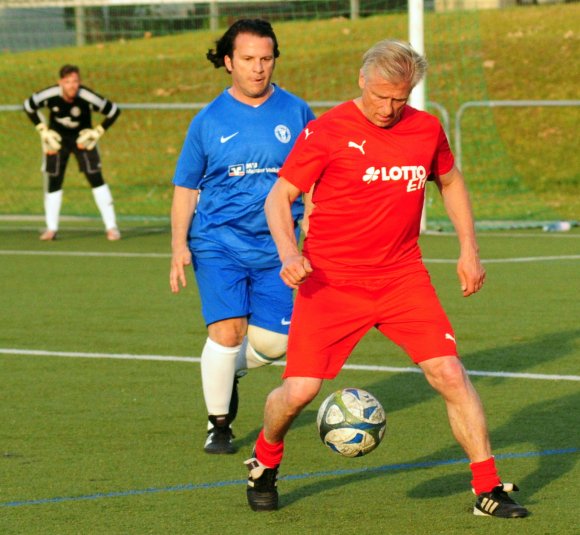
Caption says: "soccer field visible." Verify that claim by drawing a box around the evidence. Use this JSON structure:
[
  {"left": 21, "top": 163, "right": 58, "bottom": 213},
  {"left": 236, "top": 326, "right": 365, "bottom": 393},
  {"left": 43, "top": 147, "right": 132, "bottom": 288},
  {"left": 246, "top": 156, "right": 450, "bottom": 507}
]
[{"left": 1, "top": 220, "right": 578, "bottom": 534}]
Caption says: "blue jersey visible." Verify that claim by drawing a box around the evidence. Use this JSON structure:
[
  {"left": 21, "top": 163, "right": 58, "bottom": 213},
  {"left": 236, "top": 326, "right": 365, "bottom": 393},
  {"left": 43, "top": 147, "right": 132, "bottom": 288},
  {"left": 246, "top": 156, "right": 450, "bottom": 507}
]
[{"left": 173, "top": 84, "right": 315, "bottom": 268}]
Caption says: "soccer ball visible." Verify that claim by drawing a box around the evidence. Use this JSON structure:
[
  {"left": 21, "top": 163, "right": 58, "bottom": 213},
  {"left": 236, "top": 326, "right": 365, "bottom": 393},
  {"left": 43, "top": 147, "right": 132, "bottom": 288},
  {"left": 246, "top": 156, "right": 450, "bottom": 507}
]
[{"left": 316, "top": 388, "right": 386, "bottom": 458}]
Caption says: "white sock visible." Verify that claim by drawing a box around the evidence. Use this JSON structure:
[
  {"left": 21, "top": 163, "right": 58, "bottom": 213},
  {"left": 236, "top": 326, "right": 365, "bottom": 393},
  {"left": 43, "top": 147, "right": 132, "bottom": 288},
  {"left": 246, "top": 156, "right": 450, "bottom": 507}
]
[
  {"left": 92, "top": 184, "right": 117, "bottom": 230},
  {"left": 201, "top": 337, "right": 241, "bottom": 419},
  {"left": 44, "top": 190, "right": 63, "bottom": 231}
]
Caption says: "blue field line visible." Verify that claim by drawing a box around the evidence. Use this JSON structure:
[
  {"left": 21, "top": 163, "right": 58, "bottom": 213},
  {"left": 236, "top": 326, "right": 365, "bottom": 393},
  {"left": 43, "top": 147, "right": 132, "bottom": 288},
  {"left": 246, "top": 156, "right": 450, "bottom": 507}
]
[{"left": 1, "top": 447, "right": 576, "bottom": 508}]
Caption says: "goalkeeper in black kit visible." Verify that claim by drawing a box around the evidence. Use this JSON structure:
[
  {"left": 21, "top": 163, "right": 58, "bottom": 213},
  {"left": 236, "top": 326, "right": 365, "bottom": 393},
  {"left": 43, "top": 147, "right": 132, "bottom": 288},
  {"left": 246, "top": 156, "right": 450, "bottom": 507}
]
[{"left": 24, "top": 64, "right": 122, "bottom": 241}]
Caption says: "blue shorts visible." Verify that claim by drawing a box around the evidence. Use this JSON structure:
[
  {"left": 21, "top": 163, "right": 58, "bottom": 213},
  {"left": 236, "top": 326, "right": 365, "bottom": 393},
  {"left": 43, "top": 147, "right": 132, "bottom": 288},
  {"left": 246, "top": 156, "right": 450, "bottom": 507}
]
[{"left": 193, "top": 255, "right": 293, "bottom": 334}]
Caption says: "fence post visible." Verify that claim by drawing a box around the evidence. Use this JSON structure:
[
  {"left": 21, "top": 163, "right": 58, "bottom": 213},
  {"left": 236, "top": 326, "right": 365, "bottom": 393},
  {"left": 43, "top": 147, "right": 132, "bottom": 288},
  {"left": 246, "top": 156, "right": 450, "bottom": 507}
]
[
  {"left": 209, "top": 0, "right": 219, "bottom": 31},
  {"left": 350, "top": 0, "right": 360, "bottom": 19},
  {"left": 75, "top": 6, "right": 86, "bottom": 46}
]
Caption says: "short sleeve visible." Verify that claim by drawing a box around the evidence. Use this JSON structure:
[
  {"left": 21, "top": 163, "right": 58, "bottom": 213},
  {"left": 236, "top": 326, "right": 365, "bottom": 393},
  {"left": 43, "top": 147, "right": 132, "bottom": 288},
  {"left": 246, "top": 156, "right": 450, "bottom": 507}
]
[
  {"left": 172, "top": 117, "right": 206, "bottom": 189},
  {"left": 432, "top": 125, "right": 455, "bottom": 177},
  {"left": 279, "top": 119, "right": 329, "bottom": 193}
]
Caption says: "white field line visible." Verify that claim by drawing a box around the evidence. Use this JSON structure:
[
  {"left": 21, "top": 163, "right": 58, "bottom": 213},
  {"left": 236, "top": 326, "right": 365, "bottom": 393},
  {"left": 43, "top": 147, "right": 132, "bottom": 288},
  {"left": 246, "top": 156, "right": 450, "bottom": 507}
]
[
  {"left": 0, "top": 250, "right": 169, "bottom": 258},
  {"left": 0, "top": 249, "right": 579, "bottom": 263},
  {"left": 427, "top": 255, "right": 580, "bottom": 264},
  {"left": 424, "top": 231, "right": 580, "bottom": 239},
  {"left": 1, "top": 348, "right": 578, "bottom": 382}
]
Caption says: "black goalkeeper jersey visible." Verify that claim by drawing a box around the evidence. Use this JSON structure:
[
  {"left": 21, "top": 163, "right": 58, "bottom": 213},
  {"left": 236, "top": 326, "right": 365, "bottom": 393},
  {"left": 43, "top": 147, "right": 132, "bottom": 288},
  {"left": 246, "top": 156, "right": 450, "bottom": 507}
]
[{"left": 24, "top": 85, "right": 120, "bottom": 139}]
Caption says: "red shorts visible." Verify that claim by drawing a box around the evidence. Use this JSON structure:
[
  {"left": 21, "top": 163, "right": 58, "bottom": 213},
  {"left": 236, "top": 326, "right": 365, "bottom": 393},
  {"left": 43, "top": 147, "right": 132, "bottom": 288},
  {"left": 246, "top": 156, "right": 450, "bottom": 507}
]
[{"left": 284, "top": 265, "right": 458, "bottom": 379}]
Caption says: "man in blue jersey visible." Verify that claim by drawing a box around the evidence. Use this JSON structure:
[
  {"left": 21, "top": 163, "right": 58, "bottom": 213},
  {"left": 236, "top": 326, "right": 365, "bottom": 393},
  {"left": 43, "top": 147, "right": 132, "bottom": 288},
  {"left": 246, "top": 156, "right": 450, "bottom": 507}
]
[{"left": 170, "top": 19, "right": 315, "bottom": 454}]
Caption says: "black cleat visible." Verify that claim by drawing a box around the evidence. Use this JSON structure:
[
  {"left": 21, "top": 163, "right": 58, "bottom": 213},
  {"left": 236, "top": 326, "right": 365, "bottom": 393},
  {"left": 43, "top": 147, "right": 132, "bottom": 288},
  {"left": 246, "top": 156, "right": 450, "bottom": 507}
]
[
  {"left": 245, "top": 456, "right": 279, "bottom": 511},
  {"left": 204, "top": 415, "right": 236, "bottom": 454},
  {"left": 474, "top": 483, "right": 529, "bottom": 518}
]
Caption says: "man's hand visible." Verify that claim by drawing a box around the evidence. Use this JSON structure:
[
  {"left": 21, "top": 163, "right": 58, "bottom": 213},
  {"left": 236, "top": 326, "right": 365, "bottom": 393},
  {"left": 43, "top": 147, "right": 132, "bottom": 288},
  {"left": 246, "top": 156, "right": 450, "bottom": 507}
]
[
  {"left": 280, "top": 254, "right": 313, "bottom": 289},
  {"left": 457, "top": 250, "right": 486, "bottom": 297},
  {"left": 170, "top": 246, "right": 192, "bottom": 293},
  {"left": 76, "top": 125, "right": 105, "bottom": 150},
  {"left": 36, "top": 123, "right": 61, "bottom": 154}
]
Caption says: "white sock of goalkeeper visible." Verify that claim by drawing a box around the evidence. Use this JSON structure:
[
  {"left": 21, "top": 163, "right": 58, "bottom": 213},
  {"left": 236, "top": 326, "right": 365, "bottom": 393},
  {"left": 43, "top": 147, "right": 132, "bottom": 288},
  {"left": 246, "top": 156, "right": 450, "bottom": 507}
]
[
  {"left": 235, "top": 325, "right": 288, "bottom": 373},
  {"left": 201, "top": 337, "right": 241, "bottom": 426},
  {"left": 92, "top": 184, "right": 117, "bottom": 230},
  {"left": 44, "top": 190, "right": 63, "bottom": 231}
]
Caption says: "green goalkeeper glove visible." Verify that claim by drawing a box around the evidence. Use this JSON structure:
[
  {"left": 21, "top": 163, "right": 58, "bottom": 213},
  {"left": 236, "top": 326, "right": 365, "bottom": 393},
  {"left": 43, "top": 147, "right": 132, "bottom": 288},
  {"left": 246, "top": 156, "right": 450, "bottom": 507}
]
[
  {"left": 76, "top": 125, "right": 105, "bottom": 150},
  {"left": 36, "top": 123, "right": 62, "bottom": 154}
]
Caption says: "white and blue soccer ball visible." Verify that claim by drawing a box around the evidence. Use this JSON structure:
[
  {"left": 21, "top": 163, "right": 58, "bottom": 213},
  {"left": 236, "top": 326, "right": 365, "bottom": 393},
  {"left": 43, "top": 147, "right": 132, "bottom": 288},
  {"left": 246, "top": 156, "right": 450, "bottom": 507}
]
[{"left": 316, "top": 388, "right": 386, "bottom": 458}]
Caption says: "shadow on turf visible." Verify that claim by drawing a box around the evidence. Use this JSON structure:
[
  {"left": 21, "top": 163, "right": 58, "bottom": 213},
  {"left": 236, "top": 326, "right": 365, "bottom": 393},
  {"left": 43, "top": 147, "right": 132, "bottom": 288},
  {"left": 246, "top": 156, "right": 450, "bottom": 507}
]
[
  {"left": 281, "top": 471, "right": 441, "bottom": 510},
  {"left": 459, "top": 329, "right": 580, "bottom": 382},
  {"left": 236, "top": 329, "right": 579, "bottom": 508},
  {"left": 236, "top": 327, "right": 579, "bottom": 437},
  {"left": 233, "top": 371, "right": 435, "bottom": 452},
  {"left": 407, "top": 390, "right": 580, "bottom": 505},
  {"left": 250, "top": 390, "right": 579, "bottom": 511}
]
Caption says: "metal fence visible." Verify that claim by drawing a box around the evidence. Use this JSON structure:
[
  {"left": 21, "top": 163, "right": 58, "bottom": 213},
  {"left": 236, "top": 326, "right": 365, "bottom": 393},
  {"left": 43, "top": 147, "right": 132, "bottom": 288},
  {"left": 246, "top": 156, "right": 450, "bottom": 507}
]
[
  {"left": 454, "top": 100, "right": 580, "bottom": 170},
  {"left": 6, "top": 99, "right": 578, "bottom": 175}
]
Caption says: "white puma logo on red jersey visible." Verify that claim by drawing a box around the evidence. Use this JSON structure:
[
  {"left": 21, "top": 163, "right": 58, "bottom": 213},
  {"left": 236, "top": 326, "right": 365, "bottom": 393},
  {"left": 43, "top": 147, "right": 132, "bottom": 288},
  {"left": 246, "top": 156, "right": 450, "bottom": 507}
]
[{"left": 348, "top": 139, "right": 366, "bottom": 155}]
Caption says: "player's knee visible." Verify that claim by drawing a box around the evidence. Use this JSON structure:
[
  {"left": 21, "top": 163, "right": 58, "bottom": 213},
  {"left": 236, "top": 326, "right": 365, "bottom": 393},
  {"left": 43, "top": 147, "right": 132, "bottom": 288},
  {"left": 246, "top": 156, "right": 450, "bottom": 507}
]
[
  {"left": 247, "top": 325, "right": 288, "bottom": 364},
  {"left": 209, "top": 333, "right": 242, "bottom": 347},
  {"left": 208, "top": 320, "right": 246, "bottom": 347},
  {"left": 423, "top": 356, "right": 467, "bottom": 393},
  {"left": 282, "top": 378, "right": 321, "bottom": 410}
]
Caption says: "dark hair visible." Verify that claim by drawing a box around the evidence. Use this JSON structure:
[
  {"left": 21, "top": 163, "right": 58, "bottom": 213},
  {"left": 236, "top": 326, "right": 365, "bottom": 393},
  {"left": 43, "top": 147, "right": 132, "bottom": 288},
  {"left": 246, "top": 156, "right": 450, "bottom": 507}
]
[
  {"left": 206, "top": 19, "right": 280, "bottom": 69},
  {"left": 59, "top": 64, "right": 80, "bottom": 78}
]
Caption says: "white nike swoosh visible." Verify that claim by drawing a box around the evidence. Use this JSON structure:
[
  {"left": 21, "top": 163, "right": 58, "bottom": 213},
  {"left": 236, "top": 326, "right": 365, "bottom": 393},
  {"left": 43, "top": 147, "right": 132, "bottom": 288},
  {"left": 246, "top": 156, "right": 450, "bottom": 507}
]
[
  {"left": 220, "top": 132, "right": 239, "bottom": 143},
  {"left": 281, "top": 319, "right": 291, "bottom": 326}
]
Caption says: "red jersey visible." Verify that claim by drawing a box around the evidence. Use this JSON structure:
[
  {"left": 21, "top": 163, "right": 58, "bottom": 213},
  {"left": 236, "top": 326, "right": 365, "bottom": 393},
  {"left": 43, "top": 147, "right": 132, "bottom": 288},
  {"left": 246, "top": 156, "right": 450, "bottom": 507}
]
[{"left": 280, "top": 101, "right": 454, "bottom": 278}]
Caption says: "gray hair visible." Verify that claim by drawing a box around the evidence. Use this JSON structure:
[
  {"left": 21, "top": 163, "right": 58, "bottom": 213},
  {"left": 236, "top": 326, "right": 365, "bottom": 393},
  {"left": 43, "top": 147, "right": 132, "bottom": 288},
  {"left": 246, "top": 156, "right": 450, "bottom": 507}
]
[{"left": 361, "top": 39, "right": 427, "bottom": 88}]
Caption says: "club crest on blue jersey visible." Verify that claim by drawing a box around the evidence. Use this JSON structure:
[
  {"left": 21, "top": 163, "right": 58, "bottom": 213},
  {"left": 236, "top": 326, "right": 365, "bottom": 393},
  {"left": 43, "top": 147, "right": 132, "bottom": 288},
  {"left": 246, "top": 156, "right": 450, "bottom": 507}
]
[{"left": 274, "top": 124, "right": 291, "bottom": 143}]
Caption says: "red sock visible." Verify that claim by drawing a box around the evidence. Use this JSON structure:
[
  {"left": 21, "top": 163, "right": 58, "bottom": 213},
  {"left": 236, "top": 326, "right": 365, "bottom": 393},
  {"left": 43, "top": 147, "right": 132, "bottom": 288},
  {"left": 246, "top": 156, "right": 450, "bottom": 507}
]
[
  {"left": 255, "top": 429, "right": 284, "bottom": 468},
  {"left": 470, "top": 457, "right": 501, "bottom": 495}
]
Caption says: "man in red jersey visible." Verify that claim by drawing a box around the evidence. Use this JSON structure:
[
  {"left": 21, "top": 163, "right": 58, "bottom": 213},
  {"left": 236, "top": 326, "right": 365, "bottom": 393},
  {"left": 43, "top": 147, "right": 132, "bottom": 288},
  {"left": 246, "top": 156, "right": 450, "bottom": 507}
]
[{"left": 244, "top": 39, "right": 529, "bottom": 519}]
